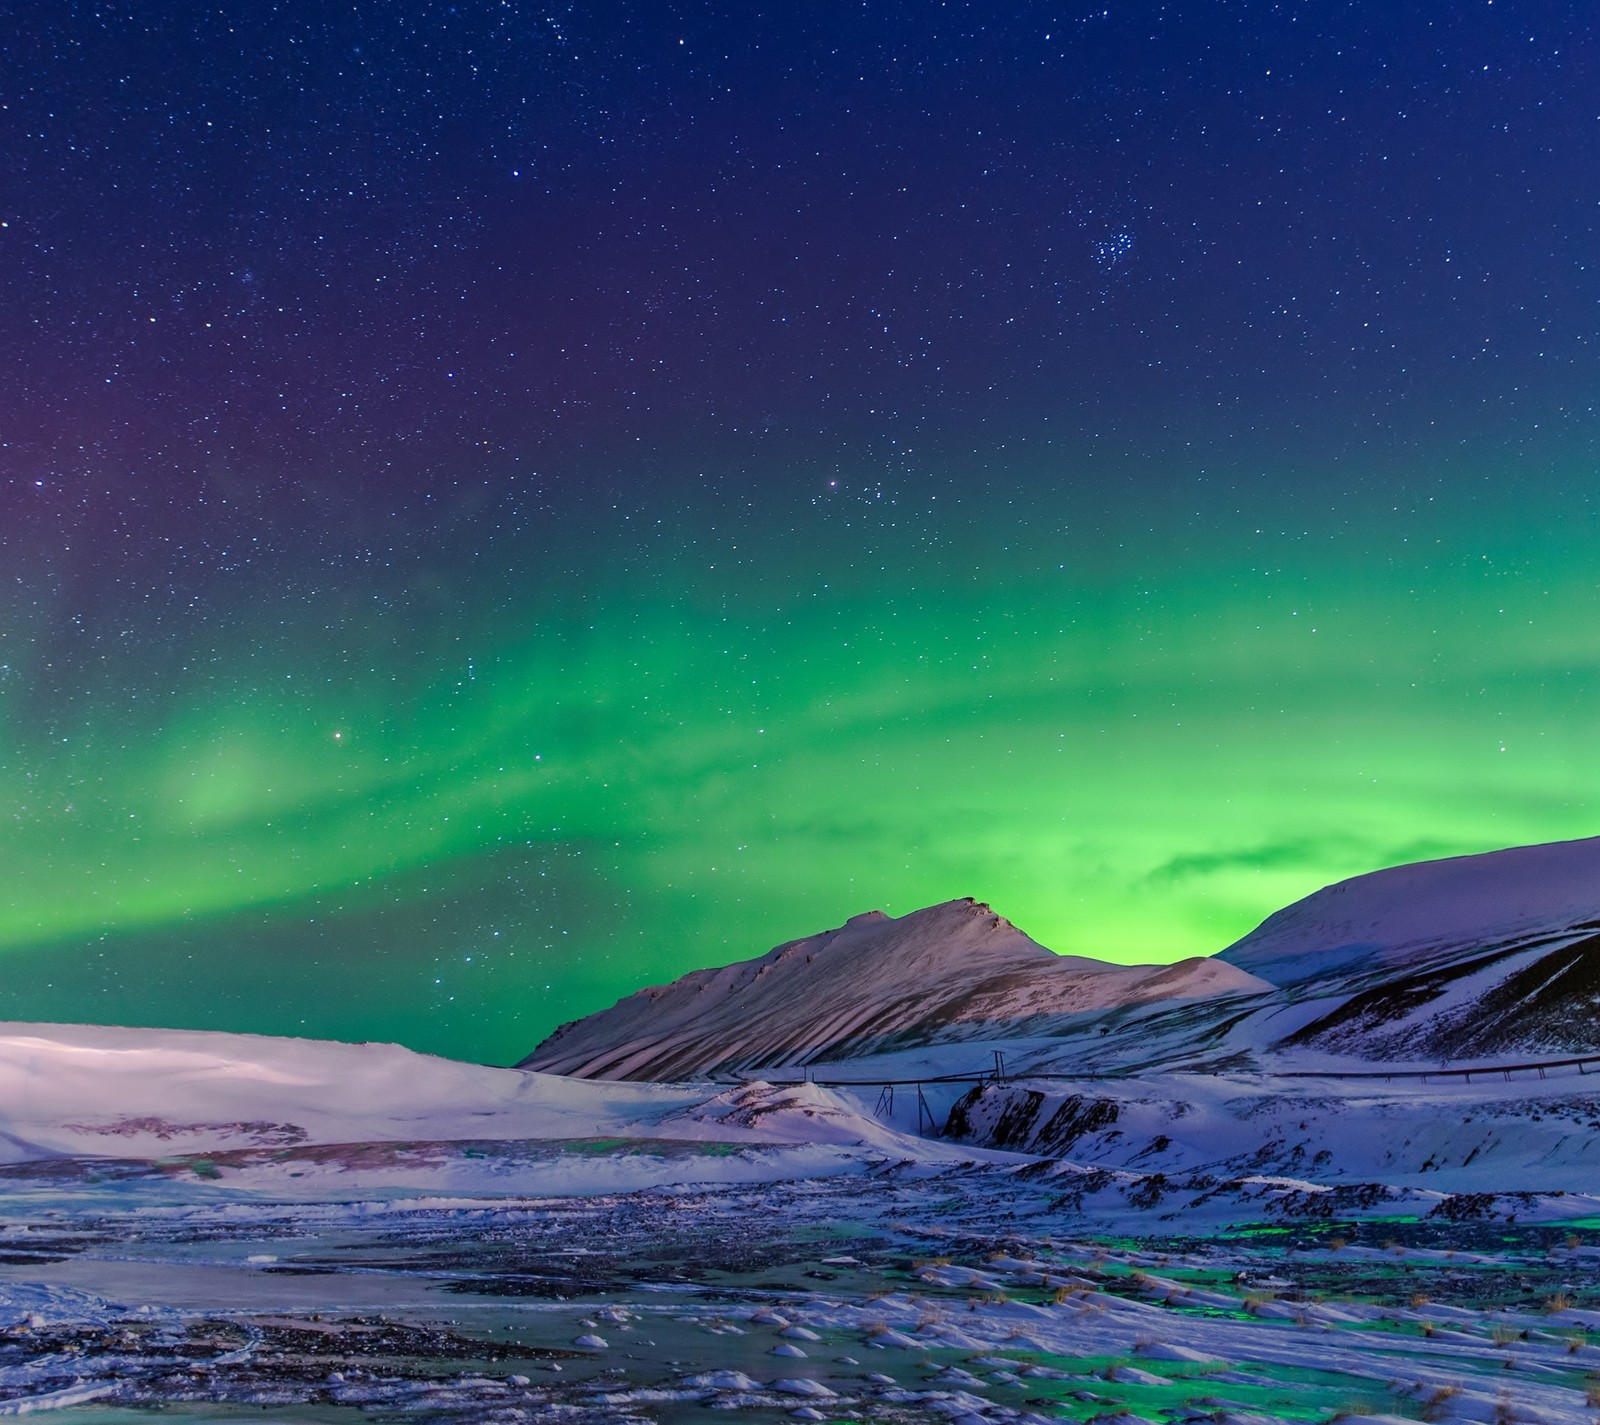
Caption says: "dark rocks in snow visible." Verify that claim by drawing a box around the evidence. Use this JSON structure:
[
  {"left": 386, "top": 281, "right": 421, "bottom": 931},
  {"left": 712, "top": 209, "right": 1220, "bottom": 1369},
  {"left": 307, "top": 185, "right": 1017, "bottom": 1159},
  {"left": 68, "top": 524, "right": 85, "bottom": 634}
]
[{"left": 944, "top": 1085, "right": 1122, "bottom": 1155}]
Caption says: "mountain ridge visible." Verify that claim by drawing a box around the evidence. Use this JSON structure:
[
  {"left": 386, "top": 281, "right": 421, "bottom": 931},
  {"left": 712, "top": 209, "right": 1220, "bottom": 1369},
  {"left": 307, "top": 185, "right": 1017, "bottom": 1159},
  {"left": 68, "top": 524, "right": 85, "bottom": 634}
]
[
  {"left": 524, "top": 836, "right": 1600, "bottom": 1079},
  {"left": 521, "top": 896, "right": 1271, "bottom": 1080}
]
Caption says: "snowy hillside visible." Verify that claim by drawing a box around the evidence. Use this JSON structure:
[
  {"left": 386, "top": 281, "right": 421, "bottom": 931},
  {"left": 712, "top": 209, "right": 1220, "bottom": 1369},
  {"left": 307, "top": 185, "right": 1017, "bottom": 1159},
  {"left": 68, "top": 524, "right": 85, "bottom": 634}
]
[
  {"left": 521, "top": 898, "right": 1269, "bottom": 1080},
  {"left": 1216, "top": 835, "right": 1600, "bottom": 986},
  {"left": 940, "top": 1069, "right": 1600, "bottom": 1195},
  {"left": 1212, "top": 835, "right": 1600, "bottom": 1060},
  {"left": 0, "top": 1022, "right": 966, "bottom": 1177}
]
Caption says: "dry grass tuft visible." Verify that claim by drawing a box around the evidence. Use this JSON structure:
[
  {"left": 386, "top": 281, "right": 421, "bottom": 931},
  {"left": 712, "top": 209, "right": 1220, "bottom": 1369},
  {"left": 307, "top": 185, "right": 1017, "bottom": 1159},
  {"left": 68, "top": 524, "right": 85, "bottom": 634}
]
[{"left": 1419, "top": 1383, "right": 1461, "bottom": 1423}]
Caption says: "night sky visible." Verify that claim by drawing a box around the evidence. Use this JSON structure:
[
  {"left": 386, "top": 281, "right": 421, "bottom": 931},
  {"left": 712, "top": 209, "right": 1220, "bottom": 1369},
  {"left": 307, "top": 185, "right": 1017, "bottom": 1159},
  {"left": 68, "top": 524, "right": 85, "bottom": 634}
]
[{"left": 4, "top": 2, "right": 1597, "bottom": 1064}]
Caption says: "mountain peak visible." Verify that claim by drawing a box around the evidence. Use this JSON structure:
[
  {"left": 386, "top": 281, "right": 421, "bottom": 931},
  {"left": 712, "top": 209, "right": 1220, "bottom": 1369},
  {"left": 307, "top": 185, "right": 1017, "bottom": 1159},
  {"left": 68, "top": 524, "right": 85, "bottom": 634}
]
[{"left": 520, "top": 900, "right": 1266, "bottom": 1080}]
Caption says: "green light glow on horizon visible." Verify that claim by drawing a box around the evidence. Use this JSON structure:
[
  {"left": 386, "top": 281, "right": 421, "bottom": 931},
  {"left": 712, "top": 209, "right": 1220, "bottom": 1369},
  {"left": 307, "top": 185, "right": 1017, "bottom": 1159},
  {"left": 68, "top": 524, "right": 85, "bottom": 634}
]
[{"left": 4, "top": 447, "right": 1599, "bottom": 1062}]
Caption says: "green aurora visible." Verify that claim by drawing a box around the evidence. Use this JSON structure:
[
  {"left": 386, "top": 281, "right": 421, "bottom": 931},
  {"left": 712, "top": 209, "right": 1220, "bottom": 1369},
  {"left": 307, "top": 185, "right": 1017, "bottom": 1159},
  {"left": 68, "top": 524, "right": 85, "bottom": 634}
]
[
  {"left": 4, "top": 438, "right": 1596, "bottom": 1064},
  {"left": 9, "top": 0, "right": 1600, "bottom": 1062}
]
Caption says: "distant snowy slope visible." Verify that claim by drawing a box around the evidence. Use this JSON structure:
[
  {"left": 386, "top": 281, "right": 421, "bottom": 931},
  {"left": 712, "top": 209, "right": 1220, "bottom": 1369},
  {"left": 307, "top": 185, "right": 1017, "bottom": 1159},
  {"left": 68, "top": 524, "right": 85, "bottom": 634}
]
[
  {"left": 1216, "top": 836, "right": 1600, "bottom": 987},
  {"left": 520, "top": 898, "right": 1269, "bottom": 1080},
  {"left": 940, "top": 1068, "right": 1600, "bottom": 1194},
  {"left": 0, "top": 1022, "right": 959, "bottom": 1170},
  {"left": 0, "top": 1023, "right": 691, "bottom": 1164},
  {"left": 1208, "top": 836, "right": 1600, "bottom": 1061}
]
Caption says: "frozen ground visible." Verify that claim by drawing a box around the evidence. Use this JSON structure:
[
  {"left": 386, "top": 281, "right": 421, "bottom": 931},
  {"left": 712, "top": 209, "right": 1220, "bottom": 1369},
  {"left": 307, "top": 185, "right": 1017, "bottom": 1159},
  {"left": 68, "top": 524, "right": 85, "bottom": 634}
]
[{"left": 4, "top": 1141, "right": 1600, "bottom": 1423}]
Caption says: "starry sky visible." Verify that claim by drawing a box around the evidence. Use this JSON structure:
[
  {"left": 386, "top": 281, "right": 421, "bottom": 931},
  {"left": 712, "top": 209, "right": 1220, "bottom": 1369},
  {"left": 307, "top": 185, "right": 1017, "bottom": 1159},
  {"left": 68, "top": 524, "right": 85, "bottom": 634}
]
[{"left": 3, "top": 2, "right": 1598, "bottom": 1064}]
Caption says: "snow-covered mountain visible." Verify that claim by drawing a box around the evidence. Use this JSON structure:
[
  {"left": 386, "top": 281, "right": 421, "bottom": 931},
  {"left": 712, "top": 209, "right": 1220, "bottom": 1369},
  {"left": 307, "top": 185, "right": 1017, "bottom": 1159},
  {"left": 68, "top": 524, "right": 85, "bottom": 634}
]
[
  {"left": 520, "top": 898, "right": 1271, "bottom": 1080},
  {"left": 525, "top": 838, "right": 1600, "bottom": 1080},
  {"left": 1217, "top": 835, "right": 1600, "bottom": 985},
  {"left": 1213, "top": 835, "right": 1600, "bottom": 1060}
]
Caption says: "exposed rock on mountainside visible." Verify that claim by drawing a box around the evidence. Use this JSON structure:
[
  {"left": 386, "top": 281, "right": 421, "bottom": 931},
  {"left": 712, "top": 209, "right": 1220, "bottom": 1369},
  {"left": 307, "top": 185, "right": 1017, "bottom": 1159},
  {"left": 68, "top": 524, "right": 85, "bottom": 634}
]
[{"left": 520, "top": 898, "right": 1270, "bottom": 1081}]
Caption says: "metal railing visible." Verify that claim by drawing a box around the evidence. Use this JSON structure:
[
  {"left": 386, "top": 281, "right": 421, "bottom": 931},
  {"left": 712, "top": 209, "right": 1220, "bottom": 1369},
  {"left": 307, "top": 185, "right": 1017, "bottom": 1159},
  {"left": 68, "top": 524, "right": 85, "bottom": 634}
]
[{"left": 1270, "top": 1051, "right": 1600, "bottom": 1084}]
